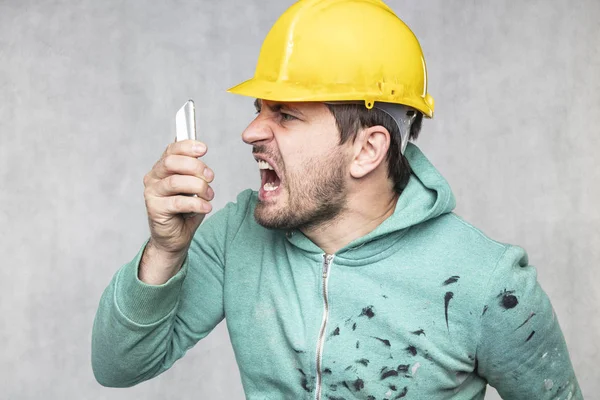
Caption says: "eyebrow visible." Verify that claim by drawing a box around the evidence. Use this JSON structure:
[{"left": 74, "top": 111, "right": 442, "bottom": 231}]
[{"left": 254, "top": 99, "right": 305, "bottom": 118}]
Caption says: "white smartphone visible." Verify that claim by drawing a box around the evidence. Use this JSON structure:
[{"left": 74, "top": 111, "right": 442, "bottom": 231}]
[
  {"left": 175, "top": 99, "right": 196, "bottom": 142},
  {"left": 175, "top": 100, "right": 198, "bottom": 217}
]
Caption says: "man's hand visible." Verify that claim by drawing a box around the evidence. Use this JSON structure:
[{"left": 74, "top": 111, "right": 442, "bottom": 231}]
[{"left": 139, "top": 140, "right": 215, "bottom": 284}]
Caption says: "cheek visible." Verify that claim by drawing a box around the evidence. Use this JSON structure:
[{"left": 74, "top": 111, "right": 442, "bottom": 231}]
[{"left": 277, "top": 125, "right": 340, "bottom": 176}]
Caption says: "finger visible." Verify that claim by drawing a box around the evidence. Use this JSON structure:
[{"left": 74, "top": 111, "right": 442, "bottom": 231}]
[
  {"left": 153, "top": 195, "right": 212, "bottom": 216},
  {"left": 153, "top": 175, "right": 214, "bottom": 201},
  {"left": 164, "top": 140, "right": 207, "bottom": 158},
  {"left": 154, "top": 154, "right": 213, "bottom": 183}
]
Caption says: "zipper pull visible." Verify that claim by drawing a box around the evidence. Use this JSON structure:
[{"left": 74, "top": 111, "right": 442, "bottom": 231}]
[{"left": 322, "top": 254, "right": 333, "bottom": 278}]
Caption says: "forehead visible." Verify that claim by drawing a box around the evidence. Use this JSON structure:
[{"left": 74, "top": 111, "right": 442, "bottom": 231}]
[{"left": 254, "top": 99, "right": 329, "bottom": 115}]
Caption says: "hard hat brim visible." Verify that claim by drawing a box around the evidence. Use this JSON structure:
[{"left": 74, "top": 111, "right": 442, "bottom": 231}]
[{"left": 227, "top": 77, "right": 434, "bottom": 118}]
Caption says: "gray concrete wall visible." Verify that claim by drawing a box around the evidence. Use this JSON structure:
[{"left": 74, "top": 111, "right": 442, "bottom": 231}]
[{"left": 1, "top": 0, "right": 597, "bottom": 398}]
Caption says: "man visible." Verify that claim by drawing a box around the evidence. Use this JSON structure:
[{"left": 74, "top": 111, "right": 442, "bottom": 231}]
[{"left": 92, "top": 0, "right": 582, "bottom": 399}]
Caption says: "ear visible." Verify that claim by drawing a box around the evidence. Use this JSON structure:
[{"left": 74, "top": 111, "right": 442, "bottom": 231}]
[{"left": 349, "top": 125, "right": 391, "bottom": 179}]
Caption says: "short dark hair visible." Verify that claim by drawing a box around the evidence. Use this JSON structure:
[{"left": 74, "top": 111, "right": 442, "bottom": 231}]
[{"left": 325, "top": 104, "right": 423, "bottom": 193}]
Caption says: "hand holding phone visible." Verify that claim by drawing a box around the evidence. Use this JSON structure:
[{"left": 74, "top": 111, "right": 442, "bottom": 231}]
[{"left": 140, "top": 99, "right": 214, "bottom": 283}]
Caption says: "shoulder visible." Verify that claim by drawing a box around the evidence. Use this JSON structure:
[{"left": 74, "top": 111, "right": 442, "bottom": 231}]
[
  {"left": 205, "top": 189, "right": 256, "bottom": 224},
  {"left": 408, "top": 212, "right": 516, "bottom": 269},
  {"left": 405, "top": 212, "right": 532, "bottom": 308},
  {"left": 441, "top": 213, "right": 529, "bottom": 273},
  {"left": 193, "top": 189, "right": 258, "bottom": 242},
  {"left": 228, "top": 188, "right": 258, "bottom": 215}
]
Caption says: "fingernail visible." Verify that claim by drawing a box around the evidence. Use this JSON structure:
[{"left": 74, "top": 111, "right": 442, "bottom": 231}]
[
  {"left": 193, "top": 144, "right": 206, "bottom": 153},
  {"left": 204, "top": 168, "right": 214, "bottom": 180}
]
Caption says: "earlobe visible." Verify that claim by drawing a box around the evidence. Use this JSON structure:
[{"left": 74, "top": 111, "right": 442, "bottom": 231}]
[
  {"left": 350, "top": 161, "right": 368, "bottom": 179},
  {"left": 349, "top": 126, "right": 390, "bottom": 179}
]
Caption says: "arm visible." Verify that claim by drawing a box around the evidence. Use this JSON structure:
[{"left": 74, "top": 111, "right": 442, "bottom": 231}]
[
  {"left": 476, "top": 245, "right": 583, "bottom": 399},
  {"left": 91, "top": 194, "right": 247, "bottom": 387}
]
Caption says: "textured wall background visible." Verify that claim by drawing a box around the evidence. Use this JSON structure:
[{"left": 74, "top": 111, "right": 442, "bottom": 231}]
[{"left": 1, "top": 0, "right": 598, "bottom": 398}]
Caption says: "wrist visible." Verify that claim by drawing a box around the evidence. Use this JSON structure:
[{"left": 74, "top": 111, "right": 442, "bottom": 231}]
[{"left": 138, "top": 240, "right": 188, "bottom": 285}]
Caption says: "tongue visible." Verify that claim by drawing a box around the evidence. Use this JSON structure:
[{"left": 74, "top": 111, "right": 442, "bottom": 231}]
[{"left": 265, "top": 169, "right": 281, "bottom": 186}]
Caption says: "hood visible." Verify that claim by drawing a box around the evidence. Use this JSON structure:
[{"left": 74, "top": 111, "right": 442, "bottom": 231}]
[{"left": 285, "top": 143, "right": 456, "bottom": 259}]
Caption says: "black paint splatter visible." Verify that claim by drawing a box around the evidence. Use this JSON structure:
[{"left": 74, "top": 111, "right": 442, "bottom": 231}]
[
  {"left": 342, "top": 381, "right": 351, "bottom": 391},
  {"left": 298, "top": 369, "right": 311, "bottom": 392},
  {"left": 381, "top": 369, "right": 399, "bottom": 380},
  {"left": 356, "top": 340, "right": 360, "bottom": 349},
  {"left": 373, "top": 337, "right": 391, "bottom": 347},
  {"left": 323, "top": 368, "right": 332, "bottom": 374},
  {"left": 397, "top": 364, "right": 409, "bottom": 373},
  {"left": 394, "top": 387, "right": 408, "bottom": 399},
  {"left": 353, "top": 378, "right": 364, "bottom": 391},
  {"left": 411, "top": 329, "right": 425, "bottom": 336},
  {"left": 443, "top": 275, "right": 460, "bottom": 285},
  {"left": 332, "top": 327, "right": 340, "bottom": 336},
  {"left": 482, "top": 305, "right": 489, "bottom": 316},
  {"left": 382, "top": 294, "right": 389, "bottom": 299},
  {"left": 526, "top": 330, "right": 536, "bottom": 342},
  {"left": 498, "top": 289, "right": 519, "bottom": 309},
  {"left": 356, "top": 358, "right": 370, "bottom": 367},
  {"left": 444, "top": 291, "right": 454, "bottom": 331},
  {"left": 468, "top": 354, "right": 475, "bottom": 361},
  {"left": 389, "top": 384, "right": 397, "bottom": 391},
  {"left": 345, "top": 365, "right": 353, "bottom": 371},
  {"left": 294, "top": 349, "right": 305, "bottom": 354},
  {"left": 352, "top": 322, "right": 357, "bottom": 331},
  {"left": 405, "top": 345, "right": 417, "bottom": 356},
  {"left": 424, "top": 352, "right": 434, "bottom": 361},
  {"left": 515, "top": 312, "right": 536, "bottom": 330},
  {"left": 326, "top": 396, "right": 345, "bottom": 400},
  {"left": 367, "top": 396, "right": 375, "bottom": 400},
  {"left": 359, "top": 306, "right": 375, "bottom": 319}
]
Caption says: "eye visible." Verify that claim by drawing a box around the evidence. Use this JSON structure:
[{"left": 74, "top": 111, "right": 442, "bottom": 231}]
[{"left": 280, "top": 112, "right": 297, "bottom": 121}]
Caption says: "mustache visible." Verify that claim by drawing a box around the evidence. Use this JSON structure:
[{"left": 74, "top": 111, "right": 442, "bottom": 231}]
[
  {"left": 252, "top": 145, "right": 278, "bottom": 160},
  {"left": 253, "top": 145, "right": 284, "bottom": 174}
]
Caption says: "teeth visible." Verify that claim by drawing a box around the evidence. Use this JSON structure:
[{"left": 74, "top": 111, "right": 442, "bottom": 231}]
[
  {"left": 263, "top": 182, "right": 279, "bottom": 191},
  {"left": 257, "top": 160, "right": 274, "bottom": 170}
]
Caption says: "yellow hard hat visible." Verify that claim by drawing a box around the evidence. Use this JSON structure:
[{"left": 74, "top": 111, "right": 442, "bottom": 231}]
[{"left": 227, "top": 0, "right": 434, "bottom": 117}]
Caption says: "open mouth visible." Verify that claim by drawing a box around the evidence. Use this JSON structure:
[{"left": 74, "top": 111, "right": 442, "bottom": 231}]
[{"left": 257, "top": 158, "right": 282, "bottom": 200}]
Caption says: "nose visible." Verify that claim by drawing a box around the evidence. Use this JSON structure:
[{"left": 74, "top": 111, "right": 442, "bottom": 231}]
[{"left": 242, "top": 112, "right": 275, "bottom": 145}]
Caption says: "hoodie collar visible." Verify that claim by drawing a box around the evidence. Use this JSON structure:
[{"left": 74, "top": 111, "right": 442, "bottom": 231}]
[{"left": 285, "top": 143, "right": 456, "bottom": 264}]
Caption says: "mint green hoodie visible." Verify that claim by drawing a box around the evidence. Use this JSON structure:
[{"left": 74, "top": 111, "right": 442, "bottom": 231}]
[{"left": 92, "top": 143, "right": 582, "bottom": 399}]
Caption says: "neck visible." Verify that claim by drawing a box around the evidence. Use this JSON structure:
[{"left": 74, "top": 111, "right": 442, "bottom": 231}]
[{"left": 300, "top": 183, "right": 399, "bottom": 255}]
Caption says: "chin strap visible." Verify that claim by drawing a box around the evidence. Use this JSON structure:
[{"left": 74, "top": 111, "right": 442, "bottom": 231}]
[{"left": 325, "top": 101, "right": 417, "bottom": 155}]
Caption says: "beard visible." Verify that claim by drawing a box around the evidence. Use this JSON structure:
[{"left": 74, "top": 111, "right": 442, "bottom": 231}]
[{"left": 254, "top": 146, "right": 349, "bottom": 231}]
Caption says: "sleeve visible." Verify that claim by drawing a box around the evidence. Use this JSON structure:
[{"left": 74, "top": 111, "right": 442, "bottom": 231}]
[
  {"left": 476, "top": 245, "right": 583, "bottom": 399},
  {"left": 91, "top": 190, "right": 252, "bottom": 387}
]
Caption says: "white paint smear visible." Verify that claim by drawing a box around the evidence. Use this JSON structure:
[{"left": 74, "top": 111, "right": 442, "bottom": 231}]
[{"left": 411, "top": 362, "right": 421, "bottom": 376}]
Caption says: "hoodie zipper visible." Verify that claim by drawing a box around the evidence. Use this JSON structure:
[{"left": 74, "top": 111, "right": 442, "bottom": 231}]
[{"left": 315, "top": 254, "right": 334, "bottom": 400}]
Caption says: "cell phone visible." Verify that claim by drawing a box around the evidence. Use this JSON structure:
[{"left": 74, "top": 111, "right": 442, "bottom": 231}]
[
  {"left": 175, "top": 100, "right": 198, "bottom": 217},
  {"left": 175, "top": 99, "right": 196, "bottom": 142}
]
